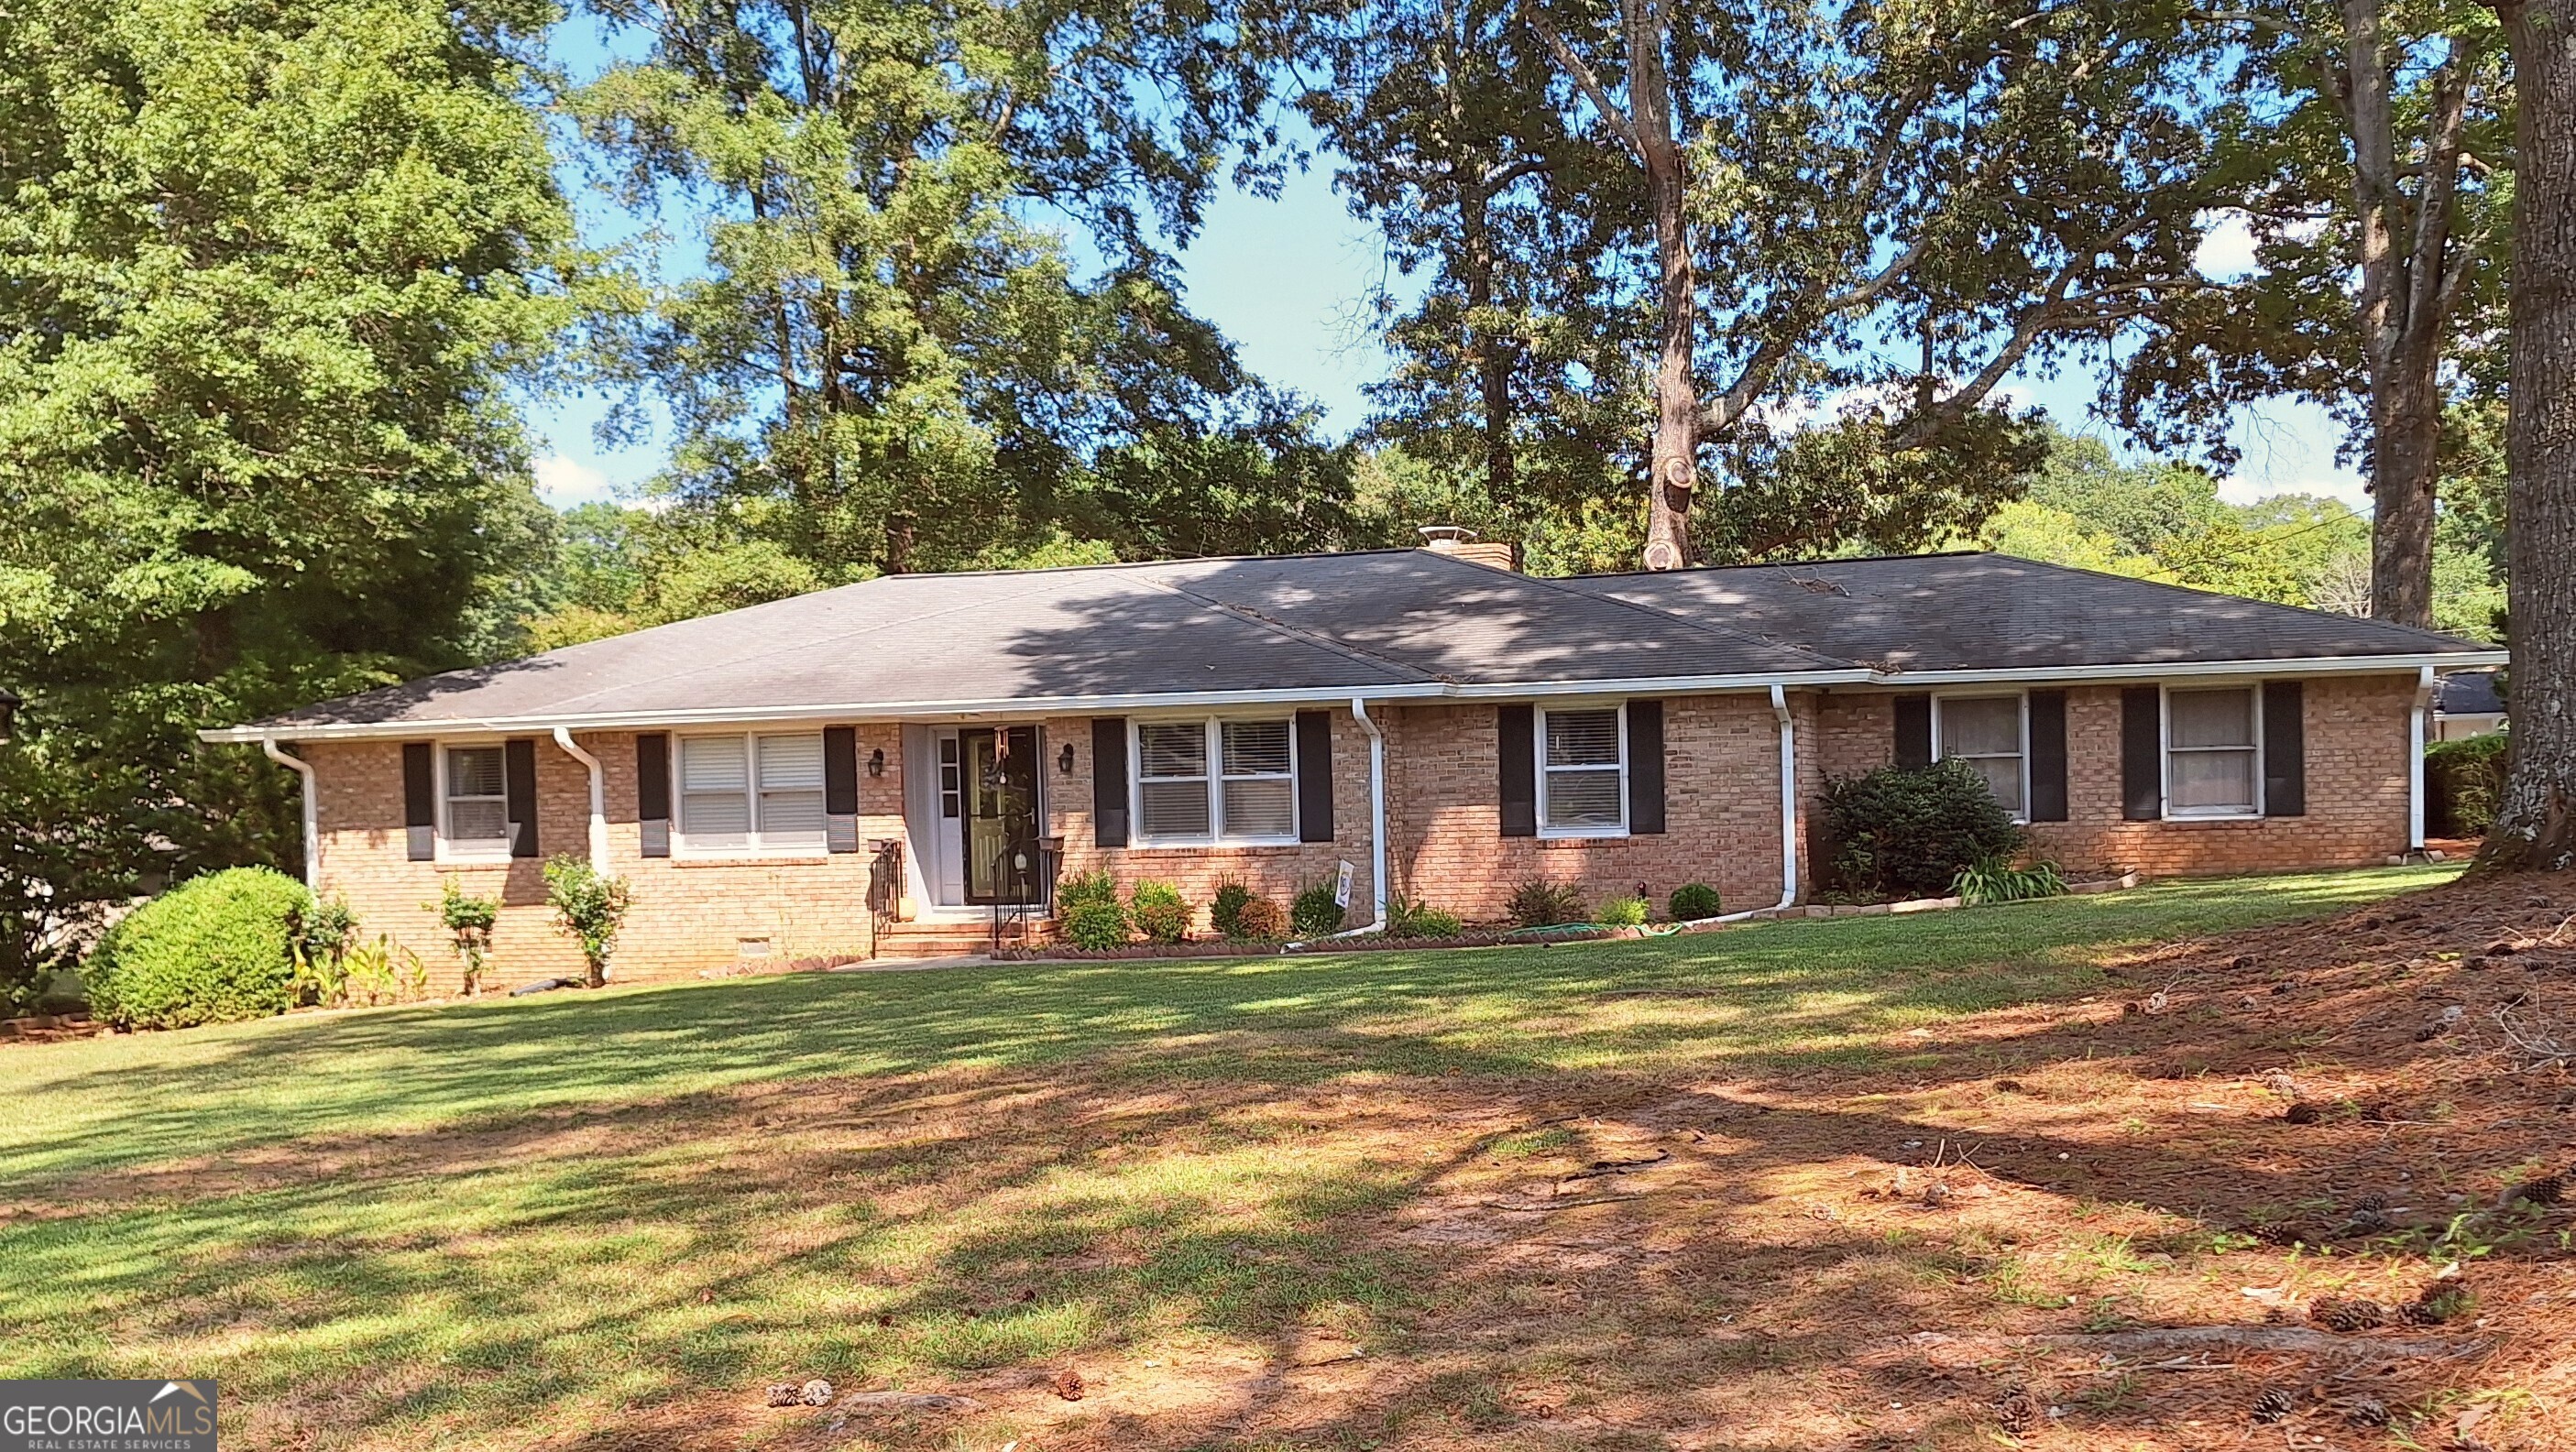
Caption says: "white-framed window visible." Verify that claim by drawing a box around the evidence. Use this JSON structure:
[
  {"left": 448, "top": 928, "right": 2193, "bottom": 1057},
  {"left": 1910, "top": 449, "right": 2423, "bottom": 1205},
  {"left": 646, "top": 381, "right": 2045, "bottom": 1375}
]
[
  {"left": 2165, "top": 685, "right": 2262, "bottom": 819},
  {"left": 675, "top": 731, "right": 829, "bottom": 856},
  {"left": 441, "top": 744, "right": 510, "bottom": 858},
  {"left": 1538, "top": 704, "right": 1627, "bottom": 837},
  {"left": 1934, "top": 692, "right": 2028, "bottom": 821},
  {"left": 1131, "top": 717, "right": 1300, "bottom": 846}
]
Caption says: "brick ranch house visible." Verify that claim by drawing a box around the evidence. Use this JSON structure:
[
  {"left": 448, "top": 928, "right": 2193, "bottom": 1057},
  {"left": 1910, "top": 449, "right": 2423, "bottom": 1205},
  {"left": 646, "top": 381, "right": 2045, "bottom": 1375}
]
[{"left": 204, "top": 542, "right": 2503, "bottom": 988}]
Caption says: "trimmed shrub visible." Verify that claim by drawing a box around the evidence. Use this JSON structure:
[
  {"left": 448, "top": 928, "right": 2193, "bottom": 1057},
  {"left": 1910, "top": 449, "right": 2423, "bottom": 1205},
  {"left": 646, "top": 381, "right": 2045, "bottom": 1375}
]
[
  {"left": 1506, "top": 880, "right": 1586, "bottom": 928},
  {"left": 435, "top": 878, "right": 499, "bottom": 996},
  {"left": 85, "top": 868, "right": 313, "bottom": 1030},
  {"left": 1668, "top": 882, "right": 1722, "bottom": 921},
  {"left": 1233, "top": 895, "right": 1285, "bottom": 940},
  {"left": 1289, "top": 882, "right": 1345, "bottom": 938},
  {"left": 1952, "top": 856, "right": 2067, "bottom": 905},
  {"left": 1387, "top": 897, "right": 1463, "bottom": 939},
  {"left": 2426, "top": 733, "right": 2508, "bottom": 836},
  {"left": 1062, "top": 900, "right": 1130, "bottom": 950},
  {"left": 1056, "top": 870, "right": 1120, "bottom": 911},
  {"left": 1129, "top": 880, "right": 1190, "bottom": 944},
  {"left": 543, "top": 856, "right": 633, "bottom": 988},
  {"left": 1209, "top": 879, "right": 1256, "bottom": 939},
  {"left": 1821, "top": 759, "right": 2024, "bottom": 901},
  {"left": 1595, "top": 895, "right": 1650, "bottom": 927}
]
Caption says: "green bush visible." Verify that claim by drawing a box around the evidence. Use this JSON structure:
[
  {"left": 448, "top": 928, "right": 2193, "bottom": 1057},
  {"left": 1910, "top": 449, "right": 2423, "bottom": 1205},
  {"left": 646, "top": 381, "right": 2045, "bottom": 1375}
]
[
  {"left": 435, "top": 878, "right": 499, "bottom": 996},
  {"left": 85, "top": 868, "right": 314, "bottom": 1031},
  {"left": 543, "top": 856, "right": 633, "bottom": 988},
  {"left": 1129, "top": 879, "right": 1190, "bottom": 944},
  {"left": 1595, "top": 895, "right": 1650, "bottom": 927},
  {"left": 1668, "top": 882, "right": 1722, "bottom": 921},
  {"left": 1056, "top": 869, "right": 1120, "bottom": 911},
  {"left": 1387, "top": 897, "right": 1464, "bottom": 938},
  {"left": 1952, "top": 855, "right": 2067, "bottom": 905},
  {"left": 1233, "top": 895, "right": 1285, "bottom": 940},
  {"left": 1209, "top": 879, "right": 1255, "bottom": 938},
  {"left": 1062, "top": 900, "right": 1130, "bottom": 950},
  {"left": 2426, "top": 733, "right": 2509, "bottom": 836},
  {"left": 1289, "top": 882, "right": 1345, "bottom": 938},
  {"left": 1822, "top": 759, "right": 2024, "bottom": 901},
  {"left": 1506, "top": 880, "right": 1586, "bottom": 928}
]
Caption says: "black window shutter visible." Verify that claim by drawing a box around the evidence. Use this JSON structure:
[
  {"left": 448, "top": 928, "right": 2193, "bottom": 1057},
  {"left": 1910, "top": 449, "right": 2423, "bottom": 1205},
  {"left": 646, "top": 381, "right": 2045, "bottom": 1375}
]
[
  {"left": 2121, "top": 686, "right": 2163, "bottom": 820},
  {"left": 402, "top": 742, "right": 434, "bottom": 861},
  {"left": 823, "top": 726, "right": 860, "bottom": 852},
  {"left": 2027, "top": 690, "right": 2069, "bottom": 822},
  {"left": 1091, "top": 717, "right": 1129, "bottom": 847},
  {"left": 2263, "top": 681, "right": 2306, "bottom": 816},
  {"left": 1894, "top": 693, "right": 1933, "bottom": 768},
  {"left": 1295, "top": 709, "right": 1335, "bottom": 842},
  {"left": 504, "top": 737, "right": 539, "bottom": 857},
  {"left": 1627, "top": 698, "right": 1666, "bottom": 834},
  {"left": 1497, "top": 704, "right": 1537, "bottom": 837},
  {"left": 637, "top": 733, "right": 671, "bottom": 858}
]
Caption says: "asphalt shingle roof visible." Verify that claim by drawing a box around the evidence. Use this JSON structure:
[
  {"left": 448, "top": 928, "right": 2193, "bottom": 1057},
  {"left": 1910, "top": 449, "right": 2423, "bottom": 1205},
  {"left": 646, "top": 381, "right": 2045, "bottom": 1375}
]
[{"left": 225, "top": 549, "right": 2497, "bottom": 737}]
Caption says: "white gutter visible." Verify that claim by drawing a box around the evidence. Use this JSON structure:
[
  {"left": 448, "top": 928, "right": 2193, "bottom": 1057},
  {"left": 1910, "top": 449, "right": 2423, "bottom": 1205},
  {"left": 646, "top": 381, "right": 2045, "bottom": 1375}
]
[
  {"left": 2409, "top": 665, "right": 2434, "bottom": 850},
  {"left": 1288, "top": 697, "right": 1390, "bottom": 948},
  {"left": 198, "top": 653, "right": 2501, "bottom": 747},
  {"left": 551, "top": 727, "right": 611, "bottom": 876},
  {"left": 261, "top": 737, "right": 320, "bottom": 890}
]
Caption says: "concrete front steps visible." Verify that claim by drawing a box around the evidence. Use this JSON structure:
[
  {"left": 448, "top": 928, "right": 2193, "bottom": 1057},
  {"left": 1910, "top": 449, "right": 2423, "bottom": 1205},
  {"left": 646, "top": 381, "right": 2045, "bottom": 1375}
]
[{"left": 873, "top": 918, "right": 1054, "bottom": 961}]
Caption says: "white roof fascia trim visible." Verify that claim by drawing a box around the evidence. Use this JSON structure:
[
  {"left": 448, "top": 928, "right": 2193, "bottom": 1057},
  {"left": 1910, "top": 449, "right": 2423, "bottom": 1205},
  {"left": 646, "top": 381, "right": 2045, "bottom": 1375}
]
[
  {"left": 1861, "top": 652, "right": 2505, "bottom": 688},
  {"left": 1436, "top": 669, "right": 1872, "bottom": 699}
]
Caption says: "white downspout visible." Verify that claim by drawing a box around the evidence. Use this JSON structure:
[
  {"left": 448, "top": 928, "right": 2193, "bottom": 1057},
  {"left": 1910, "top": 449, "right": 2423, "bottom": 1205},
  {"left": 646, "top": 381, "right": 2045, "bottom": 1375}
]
[
  {"left": 552, "top": 727, "right": 611, "bottom": 876},
  {"left": 2409, "top": 665, "right": 2434, "bottom": 851},
  {"left": 1289, "top": 698, "right": 1388, "bottom": 945},
  {"left": 262, "top": 737, "right": 320, "bottom": 890},
  {"left": 1672, "top": 684, "right": 1801, "bottom": 928}
]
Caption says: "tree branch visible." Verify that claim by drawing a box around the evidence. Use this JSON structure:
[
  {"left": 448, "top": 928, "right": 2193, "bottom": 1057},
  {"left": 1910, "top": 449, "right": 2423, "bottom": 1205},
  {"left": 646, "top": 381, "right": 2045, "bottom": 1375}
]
[{"left": 1516, "top": 0, "right": 1644, "bottom": 164}]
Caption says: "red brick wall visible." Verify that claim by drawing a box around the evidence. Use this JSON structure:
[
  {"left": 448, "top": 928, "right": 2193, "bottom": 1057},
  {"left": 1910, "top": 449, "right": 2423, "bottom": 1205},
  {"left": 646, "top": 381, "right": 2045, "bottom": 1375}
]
[
  {"left": 1798, "top": 676, "right": 2415, "bottom": 879},
  {"left": 1381, "top": 695, "right": 1792, "bottom": 923}
]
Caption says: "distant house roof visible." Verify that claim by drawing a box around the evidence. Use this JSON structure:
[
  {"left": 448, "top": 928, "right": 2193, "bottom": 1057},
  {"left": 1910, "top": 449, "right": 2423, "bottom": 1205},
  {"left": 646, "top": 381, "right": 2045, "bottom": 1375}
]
[
  {"left": 2435, "top": 669, "right": 2505, "bottom": 716},
  {"left": 207, "top": 549, "right": 2505, "bottom": 741}
]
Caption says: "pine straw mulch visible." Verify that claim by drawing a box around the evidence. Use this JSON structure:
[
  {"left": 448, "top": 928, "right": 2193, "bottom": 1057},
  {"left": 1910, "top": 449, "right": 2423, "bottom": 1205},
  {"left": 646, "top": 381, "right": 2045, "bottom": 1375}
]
[{"left": 689, "top": 869, "right": 2575, "bottom": 1452}]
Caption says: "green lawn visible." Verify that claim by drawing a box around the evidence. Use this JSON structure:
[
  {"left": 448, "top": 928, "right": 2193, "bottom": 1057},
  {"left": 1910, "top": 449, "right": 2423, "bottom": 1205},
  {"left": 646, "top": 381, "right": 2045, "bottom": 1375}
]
[{"left": 0, "top": 865, "right": 2456, "bottom": 1449}]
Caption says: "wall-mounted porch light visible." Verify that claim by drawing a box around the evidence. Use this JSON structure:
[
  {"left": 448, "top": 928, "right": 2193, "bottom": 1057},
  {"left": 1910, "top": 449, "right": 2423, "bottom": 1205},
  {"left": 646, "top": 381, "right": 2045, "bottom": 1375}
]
[
  {"left": 867, "top": 748, "right": 886, "bottom": 777},
  {"left": 1058, "top": 742, "right": 1076, "bottom": 775}
]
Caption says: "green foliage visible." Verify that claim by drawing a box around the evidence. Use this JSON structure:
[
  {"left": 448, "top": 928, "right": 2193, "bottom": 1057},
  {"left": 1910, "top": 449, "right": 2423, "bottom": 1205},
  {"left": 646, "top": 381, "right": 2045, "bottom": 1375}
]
[
  {"left": 542, "top": 857, "right": 633, "bottom": 988},
  {"left": 290, "top": 896, "right": 358, "bottom": 1008},
  {"left": 1823, "top": 760, "right": 2026, "bottom": 901},
  {"left": 83, "top": 868, "right": 313, "bottom": 1031},
  {"left": 1061, "top": 901, "right": 1132, "bottom": 951},
  {"left": 2426, "top": 733, "right": 2510, "bottom": 836},
  {"left": 1128, "top": 880, "right": 1190, "bottom": 944},
  {"left": 1952, "top": 857, "right": 2069, "bottom": 906},
  {"left": 1289, "top": 883, "right": 1347, "bottom": 938},
  {"left": 1668, "top": 882, "right": 1723, "bottom": 921},
  {"left": 1506, "top": 880, "right": 1587, "bottom": 928},
  {"left": 1056, "top": 871, "right": 1121, "bottom": 912},
  {"left": 1387, "top": 898, "right": 1464, "bottom": 939},
  {"left": 1595, "top": 896, "right": 1650, "bottom": 927},
  {"left": 1210, "top": 880, "right": 1256, "bottom": 939},
  {"left": 436, "top": 878, "right": 500, "bottom": 995},
  {"left": 0, "top": 0, "right": 578, "bottom": 937}
]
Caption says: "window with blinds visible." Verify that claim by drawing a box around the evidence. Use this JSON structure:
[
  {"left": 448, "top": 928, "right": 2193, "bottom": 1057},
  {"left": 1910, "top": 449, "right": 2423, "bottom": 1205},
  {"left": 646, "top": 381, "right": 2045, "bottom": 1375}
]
[
  {"left": 2166, "top": 686, "right": 2260, "bottom": 817},
  {"left": 1539, "top": 707, "right": 1626, "bottom": 835},
  {"left": 443, "top": 745, "right": 510, "bottom": 853},
  {"left": 1132, "top": 717, "right": 1299, "bottom": 844},
  {"left": 675, "top": 732, "right": 830, "bottom": 854},
  {"left": 1935, "top": 693, "right": 2026, "bottom": 818}
]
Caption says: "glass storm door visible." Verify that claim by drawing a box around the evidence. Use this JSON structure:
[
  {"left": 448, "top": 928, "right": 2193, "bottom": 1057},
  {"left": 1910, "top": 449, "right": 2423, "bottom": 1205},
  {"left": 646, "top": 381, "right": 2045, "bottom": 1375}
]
[{"left": 962, "top": 726, "right": 1040, "bottom": 904}]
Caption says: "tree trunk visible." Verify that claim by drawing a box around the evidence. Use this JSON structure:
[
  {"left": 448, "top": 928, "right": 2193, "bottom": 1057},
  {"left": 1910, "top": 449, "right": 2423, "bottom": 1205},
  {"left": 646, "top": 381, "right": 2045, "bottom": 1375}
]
[
  {"left": 1625, "top": 0, "right": 1695, "bottom": 571},
  {"left": 2368, "top": 365, "right": 2442, "bottom": 627},
  {"left": 2481, "top": 0, "right": 2576, "bottom": 872},
  {"left": 1459, "top": 182, "right": 1517, "bottom": 500}
]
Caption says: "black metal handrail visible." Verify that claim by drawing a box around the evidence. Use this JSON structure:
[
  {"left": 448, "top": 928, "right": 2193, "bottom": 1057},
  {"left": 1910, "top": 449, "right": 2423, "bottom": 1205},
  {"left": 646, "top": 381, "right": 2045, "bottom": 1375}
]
[
  {"left": 988, "top": 839, "right": 1057, "bottom": 953},
  {"left": 866, "top": 838, "right": 905, "bottom": 954}
]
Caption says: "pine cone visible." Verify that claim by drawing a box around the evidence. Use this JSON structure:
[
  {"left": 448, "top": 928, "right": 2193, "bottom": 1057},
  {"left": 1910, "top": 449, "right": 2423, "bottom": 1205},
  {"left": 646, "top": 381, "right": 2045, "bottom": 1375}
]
[
  {"left": 2506, "top": 1172, "right": 2566, "bottom": 1207},
  {"left": 1051, "top": 1366, "right": 1085, "bottom": 1402},
  {"left": 2308, "top": 1295, "right": 2388, "bottom": 1333},
  {"left": 2405, "top": 1281, "right": 2477, "bottom": 1325},
  {"left": 2284, "top": 1101, "right": 2324, "bottom": 1124},
  {"left": 764, "top": 1383, "right": 802, "bottom": 1408},
  {"left": 2344, "top": 1397, "right": 2391, "bottom": 1428},
  {"left": 2252, "top": 1386, "right": 2295, "bottom": 1424},
  {"left": 1994, "top": 1388, "right": 2041, "bottom": 1435}
]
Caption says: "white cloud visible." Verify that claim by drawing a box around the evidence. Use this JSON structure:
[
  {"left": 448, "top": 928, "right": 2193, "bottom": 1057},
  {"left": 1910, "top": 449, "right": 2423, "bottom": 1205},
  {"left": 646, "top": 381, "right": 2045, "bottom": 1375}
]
[{"left": 533, "top": 455, "right": 615, "bottom": 508}]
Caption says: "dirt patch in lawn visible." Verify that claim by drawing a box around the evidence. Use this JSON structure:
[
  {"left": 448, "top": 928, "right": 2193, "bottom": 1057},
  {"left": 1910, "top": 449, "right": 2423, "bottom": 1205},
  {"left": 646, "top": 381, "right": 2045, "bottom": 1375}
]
[{"left": 713, "top": 871, "right": 2576, "bottom": 1452}]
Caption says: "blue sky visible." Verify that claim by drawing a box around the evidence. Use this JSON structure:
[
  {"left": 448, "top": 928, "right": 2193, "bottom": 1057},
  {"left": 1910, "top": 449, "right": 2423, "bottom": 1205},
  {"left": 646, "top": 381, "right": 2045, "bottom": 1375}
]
[{"left": 524, "top": 32, "right": 2364, "bottom": 518}]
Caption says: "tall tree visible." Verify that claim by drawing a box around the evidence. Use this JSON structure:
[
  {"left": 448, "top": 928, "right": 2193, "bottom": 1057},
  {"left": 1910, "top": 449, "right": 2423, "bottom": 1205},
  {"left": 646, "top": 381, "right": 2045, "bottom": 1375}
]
[
  {"left": 2481, "top": 0, "right": 2576, "bottom": 871},
  {"left": 1459, "top": 0, "right": 2228, "bottom": 568},
  {"left": 0, "top": 0, "right": 577, "bottom": 969},
  {"left": 574, "top": 0, "right": 1343, "bottom": 575},
  {"left": 2120, "top": 0, "right": 2509, "bottom": 628}
]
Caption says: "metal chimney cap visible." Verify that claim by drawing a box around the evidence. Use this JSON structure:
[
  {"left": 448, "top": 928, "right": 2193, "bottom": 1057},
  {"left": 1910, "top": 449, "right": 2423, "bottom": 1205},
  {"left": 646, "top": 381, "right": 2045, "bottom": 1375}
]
[{"left": 1417, "top": 524, "right": 1480, "bottom": 547}]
